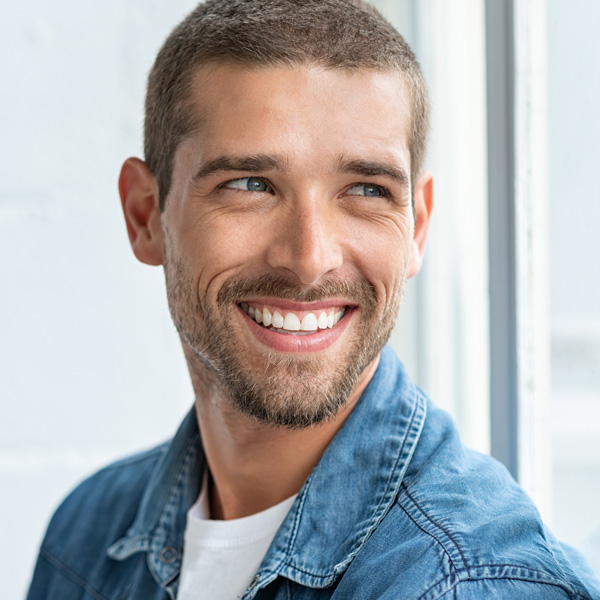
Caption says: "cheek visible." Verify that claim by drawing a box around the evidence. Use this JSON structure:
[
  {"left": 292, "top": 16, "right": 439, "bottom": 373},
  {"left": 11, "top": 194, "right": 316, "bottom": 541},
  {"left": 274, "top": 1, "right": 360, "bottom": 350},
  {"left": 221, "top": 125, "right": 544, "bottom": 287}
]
[
  {"left": 344, "top": 219, "right": 413, "bottom": 302},
  {"left": 191, "top": 215, "right": 271, "bottom": 295}
]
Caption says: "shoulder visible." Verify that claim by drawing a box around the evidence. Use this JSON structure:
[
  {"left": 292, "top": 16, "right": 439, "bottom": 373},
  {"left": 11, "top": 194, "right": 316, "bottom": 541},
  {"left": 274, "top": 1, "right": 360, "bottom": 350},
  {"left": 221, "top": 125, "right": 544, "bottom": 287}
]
[
  {"left": 335, "top": 399, "right": 596, "bottom": 599},
  {"left": 45, "top": 443, "right": 168, "bottom": 550},
  {"left": 28, "top": 443, "right": 168, "bottom": 598},
  {"left": 405, "top": 577, "right": 576, "bottom": 599}
]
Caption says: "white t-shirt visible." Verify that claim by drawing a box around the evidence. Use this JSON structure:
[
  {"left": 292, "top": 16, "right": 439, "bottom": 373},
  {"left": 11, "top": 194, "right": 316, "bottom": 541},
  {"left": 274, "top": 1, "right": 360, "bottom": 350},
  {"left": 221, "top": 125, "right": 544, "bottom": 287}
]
[{"left": 178, "top": 472, "right": 296, "bottom": 600}]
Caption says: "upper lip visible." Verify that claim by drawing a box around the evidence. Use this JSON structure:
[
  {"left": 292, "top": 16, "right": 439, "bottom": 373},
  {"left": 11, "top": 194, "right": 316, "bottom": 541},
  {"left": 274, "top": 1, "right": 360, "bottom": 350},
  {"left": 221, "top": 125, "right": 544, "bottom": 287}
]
[{"left": 238, "top": 298, "right": 352, "bottom": 311}]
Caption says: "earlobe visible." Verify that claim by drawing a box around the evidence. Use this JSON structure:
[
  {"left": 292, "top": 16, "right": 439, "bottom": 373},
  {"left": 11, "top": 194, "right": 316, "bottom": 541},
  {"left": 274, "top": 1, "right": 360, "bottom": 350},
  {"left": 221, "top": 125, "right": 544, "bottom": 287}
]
[
  {"left": 406, "top": 171, "right": 434, "bottom": 279},
  {"left": 119, "top": 158, "right": 164, "bottom": 266}
]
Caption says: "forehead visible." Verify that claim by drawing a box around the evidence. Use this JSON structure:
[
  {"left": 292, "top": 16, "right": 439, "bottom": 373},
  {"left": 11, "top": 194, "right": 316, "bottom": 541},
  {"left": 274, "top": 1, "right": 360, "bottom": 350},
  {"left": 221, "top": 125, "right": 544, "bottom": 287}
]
[{"left": 179, "top": 63, "right": 412, "bottom": 173}]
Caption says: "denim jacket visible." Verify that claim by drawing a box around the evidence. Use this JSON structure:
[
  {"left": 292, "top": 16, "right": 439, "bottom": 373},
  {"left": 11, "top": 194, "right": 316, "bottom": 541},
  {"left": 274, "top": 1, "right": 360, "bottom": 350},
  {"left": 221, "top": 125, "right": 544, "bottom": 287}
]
[{"left": 28, "top": 346, "right": 600, "bottom": 599}]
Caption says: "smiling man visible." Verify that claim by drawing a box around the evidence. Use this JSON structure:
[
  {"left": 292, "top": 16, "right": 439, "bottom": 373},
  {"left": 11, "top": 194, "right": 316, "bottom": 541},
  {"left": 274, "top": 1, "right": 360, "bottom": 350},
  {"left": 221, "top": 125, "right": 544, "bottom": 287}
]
[{"left": 27, "top": 1, "right": 600, "bottom": 599}]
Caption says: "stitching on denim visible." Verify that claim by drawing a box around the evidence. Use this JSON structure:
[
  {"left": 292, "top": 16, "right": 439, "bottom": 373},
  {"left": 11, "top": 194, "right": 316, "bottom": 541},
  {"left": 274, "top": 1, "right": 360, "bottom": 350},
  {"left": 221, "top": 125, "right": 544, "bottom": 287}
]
[
  {"left": 470, "top": 563, "right": 577, "bottom": 575},
  {"left": 175, "top": 439, "right": 302, "bottom": 596},
  {"left": 275, "top": 387, "right": 427, "bottom": 583},
  {"left": 538, "top": 526, "right": 581, "bottom": 598},
  {"left": 277, "top": 397, "right": 425, "bottom": 584},
  {"left": 257, "top": 470, "right": 313, "bottom": 586},
  {"left": 39, "top": 547, "right": 130, "bottom": 600},
  {"left": 146, "top": 434, "right": 200, "bottom": 583},
  {"left": 280, "top": 561, "right": 334, "bottom": 580},
  {"left": 373, "top": 386, "right": 424, "bottom": 520},
  {"left": 336, "top": 387, "right": 427, "bottom": 565},
  {"left": 396, "top": 495, "right": 461, "bottom": 573},
  {"left": 417, "top": 564, "right": 578, "bottom": 599},
  {"left": 285, "top": 472, "right": 312, "bottom": 556},
  {"left": 419, "top": 569, "right": 579, "bottom": 600},
  {"left": 404, "top": 483, "right": 470, "bottom": 573},
  {"left": 400, "top": 484, "right": 469, "bottom": 574},
  {"left": 156, "top": 434, "right": 199, "bottom": 529},
  {"left": 271, "top": 475, "right": 339, "bottom": 584}
]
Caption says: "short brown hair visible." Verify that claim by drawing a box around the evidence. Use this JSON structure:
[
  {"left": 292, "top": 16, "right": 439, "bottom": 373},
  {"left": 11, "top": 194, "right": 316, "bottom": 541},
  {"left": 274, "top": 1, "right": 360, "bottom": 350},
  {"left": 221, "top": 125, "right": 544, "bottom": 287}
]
[{"left": 145, "top": 0, "right": 430, "bottom": 209}]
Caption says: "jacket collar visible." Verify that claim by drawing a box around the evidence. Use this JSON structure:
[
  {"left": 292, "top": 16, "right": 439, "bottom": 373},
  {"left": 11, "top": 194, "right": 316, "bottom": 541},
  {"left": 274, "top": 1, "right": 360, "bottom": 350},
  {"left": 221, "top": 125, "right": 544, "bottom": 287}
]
[
  {"left": 107, "top": 409, "right": 204, "bottom": 591},
  {"left": 253, "top": 346, "right": 426, "bottom": 594},
  {"left": 107, "top": 346, "right": 426, "bottom": 596}
]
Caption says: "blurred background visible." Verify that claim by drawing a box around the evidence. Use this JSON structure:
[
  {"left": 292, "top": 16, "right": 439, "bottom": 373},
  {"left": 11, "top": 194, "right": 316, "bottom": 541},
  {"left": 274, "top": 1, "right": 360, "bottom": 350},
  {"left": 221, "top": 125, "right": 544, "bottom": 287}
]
[{"left": 1, "top": 0, "right": 599, "bottom": 596}]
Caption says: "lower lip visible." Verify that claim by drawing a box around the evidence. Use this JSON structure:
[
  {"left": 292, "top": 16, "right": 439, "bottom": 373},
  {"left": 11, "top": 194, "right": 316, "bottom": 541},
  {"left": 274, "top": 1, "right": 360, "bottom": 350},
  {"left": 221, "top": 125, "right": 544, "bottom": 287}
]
[{"left": 239, "top": 306, "right": 354, "bottom": 353}]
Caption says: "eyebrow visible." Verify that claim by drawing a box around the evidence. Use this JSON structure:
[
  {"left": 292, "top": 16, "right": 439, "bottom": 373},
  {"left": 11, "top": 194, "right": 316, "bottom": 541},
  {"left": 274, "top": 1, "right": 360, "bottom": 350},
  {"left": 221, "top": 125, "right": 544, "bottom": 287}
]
[
  {"left": 337, "top": 158, "right": 410, "bottom": 188},
  {"left": 194, "top": 154, "right": 286, "bottom": 180},
  {"left": 193, "top": 154, "right": 410, "bottom": 188}
]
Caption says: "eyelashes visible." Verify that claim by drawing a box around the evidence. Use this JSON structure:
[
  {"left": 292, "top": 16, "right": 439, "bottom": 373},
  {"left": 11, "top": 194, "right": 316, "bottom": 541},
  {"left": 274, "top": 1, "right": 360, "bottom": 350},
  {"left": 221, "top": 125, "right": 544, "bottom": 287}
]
[
  {"left": 220, "top": 177, "right": 391, "bottom": 199},
  {"left": 345, "top": 183, "right": 388, "bottom": 198},
  {"left": 221, "top": 177, "right": 274, "bottom": 193}
]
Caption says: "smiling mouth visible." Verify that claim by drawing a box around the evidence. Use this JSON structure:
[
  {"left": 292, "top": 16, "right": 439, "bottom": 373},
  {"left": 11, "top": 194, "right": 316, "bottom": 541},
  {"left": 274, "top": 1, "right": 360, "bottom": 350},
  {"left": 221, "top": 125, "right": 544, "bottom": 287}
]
[{"left": 239, "top": 302, "right": 347, "bottom": 335}]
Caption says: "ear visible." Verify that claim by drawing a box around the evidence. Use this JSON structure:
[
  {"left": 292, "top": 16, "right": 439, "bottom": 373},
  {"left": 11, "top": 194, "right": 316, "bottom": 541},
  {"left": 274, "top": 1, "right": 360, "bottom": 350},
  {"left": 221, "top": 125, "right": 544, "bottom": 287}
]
[
  {"left": 406, "top": 171, "right": 434, "bottom": 278},
  {"left": 118, "top": 157, "right": 164, "bottom": 266}
]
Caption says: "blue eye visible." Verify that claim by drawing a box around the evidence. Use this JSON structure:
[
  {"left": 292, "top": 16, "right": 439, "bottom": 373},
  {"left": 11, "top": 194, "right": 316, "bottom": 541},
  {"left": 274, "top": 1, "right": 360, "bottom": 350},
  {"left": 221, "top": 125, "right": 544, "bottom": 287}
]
[
  {"left": 223, "top": 177, "right": 270, "bottom": 192},
  {"left": 246, "top": 177, "right": 268, "bottom": 192},
  {"left": 347, "top": 184, "right": 385, "bottom": 197}
]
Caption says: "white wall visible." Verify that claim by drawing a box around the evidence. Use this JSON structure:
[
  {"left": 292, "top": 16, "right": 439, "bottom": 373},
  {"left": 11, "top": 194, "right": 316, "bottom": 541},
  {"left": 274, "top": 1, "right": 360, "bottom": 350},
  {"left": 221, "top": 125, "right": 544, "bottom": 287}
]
[{"left": 1, "top": 3, "right": 199, "bottom": 596}]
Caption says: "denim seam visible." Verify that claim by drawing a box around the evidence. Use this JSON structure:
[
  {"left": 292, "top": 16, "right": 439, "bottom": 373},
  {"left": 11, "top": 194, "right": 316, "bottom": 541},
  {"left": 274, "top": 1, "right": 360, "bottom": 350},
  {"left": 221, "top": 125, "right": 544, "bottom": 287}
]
[
  {"left": 39, "top": 547, "right": 130, "bottom": 600},
  {"left": 156, "top": 434, "right": 199, "bottom": 531},
  {"left": 539, "top": 527, "right": 583, "bottom": 597},
  {"left": 146, "top": 435, "right": 199, "bottom": 585},
  {"left": 277, "top": 390, "right": 426, "bottom": 583},
  {"left": 396, "top": 496, "right": 460, "bottom": 574},
  {"left": 240, "top": 482, "right": 311, "bottom": 599},
  {"left": 418, "top": 568, "right": 581, "bottom": 600},
  {"left": 330, "top": 387, "right": 427, "bottom": 573},
  {"left": 400, "top": 484, "right": 468, "bottom": 575},
  {"left": 284, "top": 472, "right": 313, "bottom": 557}
]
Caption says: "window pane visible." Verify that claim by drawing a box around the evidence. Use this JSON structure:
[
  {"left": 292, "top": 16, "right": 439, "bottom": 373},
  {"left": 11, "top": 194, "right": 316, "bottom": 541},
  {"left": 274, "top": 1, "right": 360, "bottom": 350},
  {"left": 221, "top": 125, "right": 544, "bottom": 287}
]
[{"left": 547, "top": 0, "right": 600, "bottom": 573}]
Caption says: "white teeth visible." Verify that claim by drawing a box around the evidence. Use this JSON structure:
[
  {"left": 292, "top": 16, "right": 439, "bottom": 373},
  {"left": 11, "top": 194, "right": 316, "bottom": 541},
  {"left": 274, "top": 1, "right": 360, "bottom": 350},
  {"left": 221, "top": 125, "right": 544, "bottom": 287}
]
[
  {"left": 244, "top": 304, "right": 347, "bottom": 332},
  {"left": 272, "top": 310, "right": 284, "bottom": 329},
  {"left": 301, "top": 313, "right": 319, "bottom": 331},
  {"left": 317, "top": 312, "right": 328, "bottom": 329},
  {"left": 262, "top": 307, "right": 272, "bottom": 326},
  {"left": 283, "top": 312, "right": 301, "bottom": 331},
  {"left": 334, "top": 308, "right": 346, "bottom": 324}
]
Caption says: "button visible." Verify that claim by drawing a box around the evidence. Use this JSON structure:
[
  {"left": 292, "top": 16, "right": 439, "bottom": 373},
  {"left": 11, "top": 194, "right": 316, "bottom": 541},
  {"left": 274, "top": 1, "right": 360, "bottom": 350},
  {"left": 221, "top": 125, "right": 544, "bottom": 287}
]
[
  {"left": 159, "top": 546, "right": 178, "bottom": 564},
  {"left": 248, "top": 573, "right": 260, "bottom": 589}
]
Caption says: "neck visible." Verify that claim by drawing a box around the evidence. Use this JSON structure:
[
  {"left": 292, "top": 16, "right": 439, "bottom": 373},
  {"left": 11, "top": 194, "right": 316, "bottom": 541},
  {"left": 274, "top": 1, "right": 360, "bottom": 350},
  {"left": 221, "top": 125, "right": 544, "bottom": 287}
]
[{"left": 184, "top": 347, "right": 379, "bottom": 520}]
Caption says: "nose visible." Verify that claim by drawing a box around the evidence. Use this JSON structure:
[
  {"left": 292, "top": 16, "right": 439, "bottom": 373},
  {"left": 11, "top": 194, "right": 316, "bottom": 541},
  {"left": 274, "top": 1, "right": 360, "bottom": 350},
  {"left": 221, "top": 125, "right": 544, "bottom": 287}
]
[{"left": 265, "top": 195, "right": 344, "bottom": 285}]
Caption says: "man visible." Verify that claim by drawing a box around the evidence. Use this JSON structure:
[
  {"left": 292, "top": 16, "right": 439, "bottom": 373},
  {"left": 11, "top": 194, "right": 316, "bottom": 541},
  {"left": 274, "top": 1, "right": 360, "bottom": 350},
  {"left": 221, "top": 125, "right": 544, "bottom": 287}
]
[{"left": 27, "top": 0, "right": 600, "bottom": 598}]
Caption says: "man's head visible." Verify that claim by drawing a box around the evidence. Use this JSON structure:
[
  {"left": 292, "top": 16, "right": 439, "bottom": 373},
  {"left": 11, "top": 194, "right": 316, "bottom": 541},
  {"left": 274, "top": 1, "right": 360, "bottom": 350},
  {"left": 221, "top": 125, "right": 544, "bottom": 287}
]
[
  {"left": 120, "top": 0, "right": 433, "bottom": 429},
  {"left": 144, "top": 0, "right": 430, "bottom": 209}
]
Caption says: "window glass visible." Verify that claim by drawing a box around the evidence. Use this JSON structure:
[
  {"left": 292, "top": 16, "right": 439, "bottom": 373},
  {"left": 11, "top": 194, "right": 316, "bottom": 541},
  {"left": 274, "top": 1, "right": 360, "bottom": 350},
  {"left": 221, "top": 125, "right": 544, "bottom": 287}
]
[{"left": 547, "top": 0, "right": 600, "bottom": 572}]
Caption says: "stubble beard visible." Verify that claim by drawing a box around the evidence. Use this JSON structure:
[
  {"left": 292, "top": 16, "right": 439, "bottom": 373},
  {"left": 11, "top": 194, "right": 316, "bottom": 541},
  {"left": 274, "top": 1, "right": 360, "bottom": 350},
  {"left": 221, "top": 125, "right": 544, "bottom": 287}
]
[{"left": 164, "top": 254, "right": 404, "bottom": 429}]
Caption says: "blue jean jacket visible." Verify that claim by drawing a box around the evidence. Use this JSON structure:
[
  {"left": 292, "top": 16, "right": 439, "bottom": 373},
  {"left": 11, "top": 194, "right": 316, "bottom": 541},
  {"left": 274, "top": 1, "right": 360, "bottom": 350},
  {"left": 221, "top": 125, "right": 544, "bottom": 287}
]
[{"left": 28, "top": 346, "right": 600, "bottom": 599}]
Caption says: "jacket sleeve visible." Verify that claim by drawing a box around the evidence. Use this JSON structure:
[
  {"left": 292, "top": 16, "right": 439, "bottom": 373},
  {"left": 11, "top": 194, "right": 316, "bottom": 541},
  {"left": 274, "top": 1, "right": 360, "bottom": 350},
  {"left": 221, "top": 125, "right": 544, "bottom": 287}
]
[
  {"left": 26, "top": 548, "right": 85, "bottom": 600},
  {"left": 558, "top": 542, "right": 600, "bottom": 600}
]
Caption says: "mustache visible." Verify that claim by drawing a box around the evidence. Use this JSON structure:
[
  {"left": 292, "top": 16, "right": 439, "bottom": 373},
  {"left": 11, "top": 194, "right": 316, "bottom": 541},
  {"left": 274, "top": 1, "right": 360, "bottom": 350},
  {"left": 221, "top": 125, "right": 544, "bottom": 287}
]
[{"left": 217, "top": 274, "right": 377, "bottom": 309}]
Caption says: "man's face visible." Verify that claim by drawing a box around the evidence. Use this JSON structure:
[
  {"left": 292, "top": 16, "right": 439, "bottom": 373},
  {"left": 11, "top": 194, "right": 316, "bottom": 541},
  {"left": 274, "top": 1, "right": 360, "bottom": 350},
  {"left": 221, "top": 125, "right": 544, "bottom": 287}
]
[{"left": 160, "top": 64, "right": 426, "bottom": 427}]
